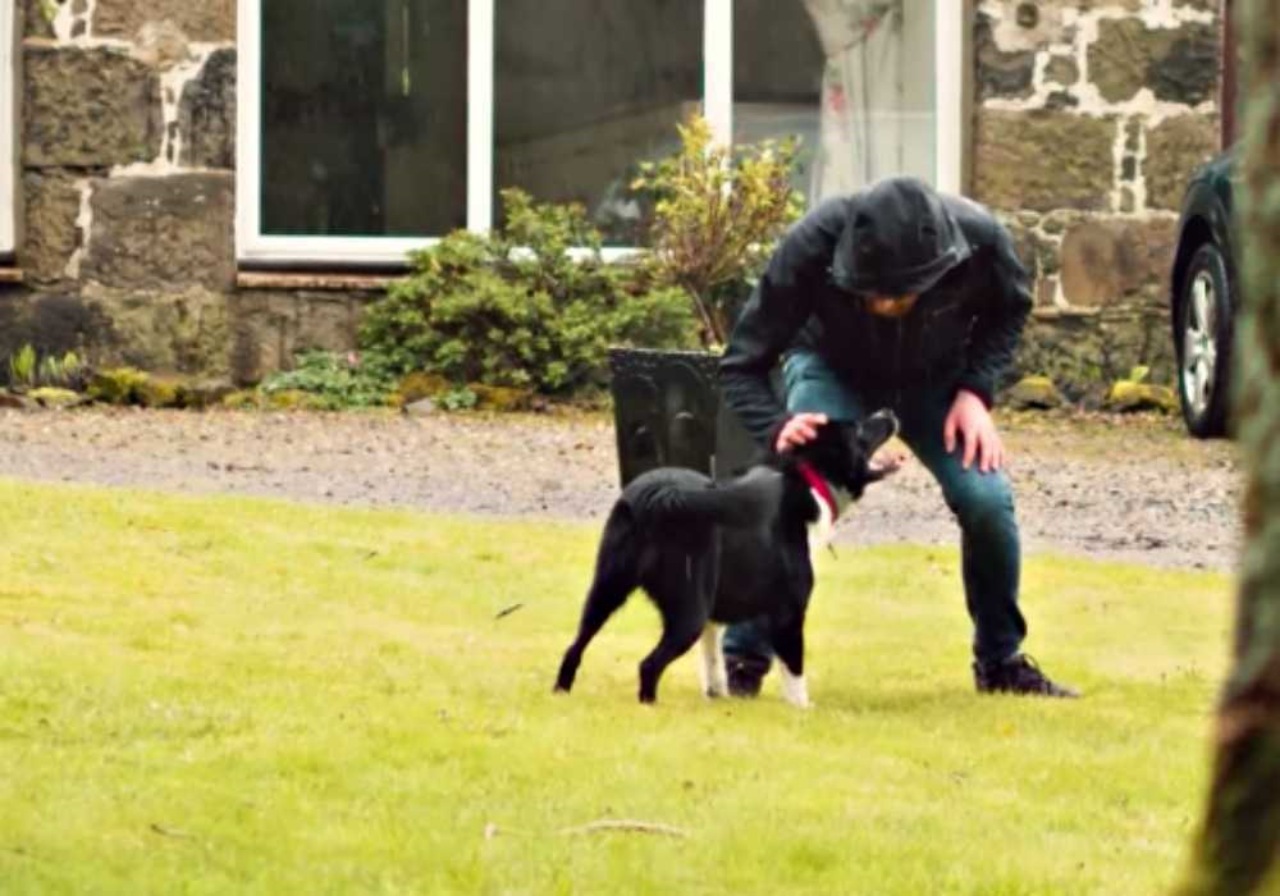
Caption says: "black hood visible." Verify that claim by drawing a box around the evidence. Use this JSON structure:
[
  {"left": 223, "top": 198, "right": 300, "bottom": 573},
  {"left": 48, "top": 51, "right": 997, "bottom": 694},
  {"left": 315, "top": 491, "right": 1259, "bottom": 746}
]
[{"left": 831, "top": 176, "right": 971, "bottom": 296}]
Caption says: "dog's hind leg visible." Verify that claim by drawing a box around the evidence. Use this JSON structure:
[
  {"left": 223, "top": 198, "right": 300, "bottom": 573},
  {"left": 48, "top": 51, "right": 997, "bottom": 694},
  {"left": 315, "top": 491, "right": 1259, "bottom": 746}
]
[
  {"left": 637, "top": 542, "right": 716, "bottom": 701},
  {"left": 555, "top": 508, "right": 638, "bottom": 694},
  {"left": 699, "top": 624, "right": 728, "bottom": 698},
  {"left": 638, "top": 614, "right": 704, "bottom": 704}
]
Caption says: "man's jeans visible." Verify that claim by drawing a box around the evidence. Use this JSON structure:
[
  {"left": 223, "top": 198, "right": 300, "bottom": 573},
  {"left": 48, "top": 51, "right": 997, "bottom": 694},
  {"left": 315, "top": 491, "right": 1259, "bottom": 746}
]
[{"left": 723, "top": 351, "right": 1028, "bottom": 668}]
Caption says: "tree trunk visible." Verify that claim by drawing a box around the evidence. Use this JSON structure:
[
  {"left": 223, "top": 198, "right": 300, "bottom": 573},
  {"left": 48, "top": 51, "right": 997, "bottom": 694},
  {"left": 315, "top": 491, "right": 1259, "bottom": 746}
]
[{"left": 1180, "top": 1, "right": 1280, "bottom": 893}]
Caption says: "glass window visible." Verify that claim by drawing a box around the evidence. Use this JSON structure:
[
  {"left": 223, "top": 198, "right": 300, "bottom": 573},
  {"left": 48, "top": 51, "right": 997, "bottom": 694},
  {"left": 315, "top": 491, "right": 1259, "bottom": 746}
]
[
  {"left": 260, "top": 0, "right": 467, "bottom": 237},
  {"left": 0, "top": 0, "right": 14, "bottom": 257},
  {"left": 736, "top": 0, "right": 937, "bottom": 207},
  {"left": 493, "top": 0, "right": 702, "bottom": 246},
  {"left": 240, "top": 0, "right": 958, "bottom": 265}
]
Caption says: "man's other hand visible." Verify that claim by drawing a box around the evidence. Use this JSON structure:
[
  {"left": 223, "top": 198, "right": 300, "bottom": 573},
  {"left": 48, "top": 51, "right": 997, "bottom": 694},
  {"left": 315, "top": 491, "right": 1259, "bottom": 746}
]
[{"left": 944, "top": 390, "right": 1005, "bottom": 473}]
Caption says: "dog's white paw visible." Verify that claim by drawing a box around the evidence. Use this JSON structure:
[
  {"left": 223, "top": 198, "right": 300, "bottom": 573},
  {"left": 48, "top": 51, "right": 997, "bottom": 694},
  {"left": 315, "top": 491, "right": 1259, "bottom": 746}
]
[{"left": 780, "top": 668, "right": 811, "bottom": 709}]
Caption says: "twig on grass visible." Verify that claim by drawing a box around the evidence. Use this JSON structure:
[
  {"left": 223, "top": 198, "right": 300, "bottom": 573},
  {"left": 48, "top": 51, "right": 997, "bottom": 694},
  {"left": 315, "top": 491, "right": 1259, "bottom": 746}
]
[
  {"left": 558, "top": 819, "right": 689, "bottom": 838},
  {"left": 483, "top": 818, "right": 690, "bottom": 839},
  {"left": 494, "top": 603, "right": 524, "bottom": 620},
  {"left": 149, "top": 823, "right": 195, "bottom": 841}
]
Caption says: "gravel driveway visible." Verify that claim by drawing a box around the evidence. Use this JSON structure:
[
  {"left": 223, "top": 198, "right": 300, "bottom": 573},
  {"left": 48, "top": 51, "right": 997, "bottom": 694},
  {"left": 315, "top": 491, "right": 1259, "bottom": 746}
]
[{"left": 0, "top": 407, "right": 1242, "bottom": 572}]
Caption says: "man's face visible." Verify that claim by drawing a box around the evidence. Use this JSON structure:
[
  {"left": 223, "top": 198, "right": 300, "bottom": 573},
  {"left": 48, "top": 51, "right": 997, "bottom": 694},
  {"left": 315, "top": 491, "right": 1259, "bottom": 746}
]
[{"left": 864, "top": 293, "right": 920, "bottom": 318}]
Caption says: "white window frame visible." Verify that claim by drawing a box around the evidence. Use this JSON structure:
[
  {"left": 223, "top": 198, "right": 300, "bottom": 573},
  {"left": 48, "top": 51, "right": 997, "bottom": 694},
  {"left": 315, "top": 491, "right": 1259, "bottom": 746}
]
[
  {"left": 236, "top": 0, "right": 964, "bottom": 268},
  {"left": 0, "top": 0, "right": 16, "bottom": 258}
]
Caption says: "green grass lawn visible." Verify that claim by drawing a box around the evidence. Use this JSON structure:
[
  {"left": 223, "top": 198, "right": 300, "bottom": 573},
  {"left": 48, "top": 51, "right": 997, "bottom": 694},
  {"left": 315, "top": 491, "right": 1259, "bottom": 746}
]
[{"left": 0, "top": 478, "right": 1234, "bottom": 895}]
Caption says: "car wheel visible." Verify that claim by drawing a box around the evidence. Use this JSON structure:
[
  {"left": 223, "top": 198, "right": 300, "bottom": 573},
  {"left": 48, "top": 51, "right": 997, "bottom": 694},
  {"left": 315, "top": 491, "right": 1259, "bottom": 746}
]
[{"left": 1176, "top": 242, "right": 1234, "bottom": 438}]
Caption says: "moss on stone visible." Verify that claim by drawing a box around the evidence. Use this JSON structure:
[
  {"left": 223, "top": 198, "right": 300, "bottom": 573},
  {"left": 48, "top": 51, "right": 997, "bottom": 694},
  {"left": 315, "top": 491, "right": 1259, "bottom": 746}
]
[
  {"left": 1104, "top": 380, "right": 1178, "bottom": 413},
  {"left": 221, "top": 390, "right": 264, "bottom": 410},
  {"left": 1004, "top": 376, "right": 1067, "bottom": 410},
  {"left": 136, "top": 377, "right": 184, "bottom": 408},
  {"left": 265, "top": 389, "right": 329, "bottom": 411},
  {"left": 29, "top": 387, "right": 82, "bottom": 409},
  {"left": 88, "top": 367, "right": 151, "bottom": 405},
  {"left": 395, "top": 372, "right": 452, "bottom": 406},
  {"left": 470, "top": 384, "right": 535, "bottom": 412}
]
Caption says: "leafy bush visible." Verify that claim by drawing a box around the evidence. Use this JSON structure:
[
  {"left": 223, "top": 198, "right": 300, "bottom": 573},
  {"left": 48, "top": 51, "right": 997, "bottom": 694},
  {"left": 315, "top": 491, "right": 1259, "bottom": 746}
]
[
  {"left": 632, "top": 113, "right": 804, "bottom": 347},
  {"left": 259, "top": 351, "right": 397, "bottom": 410},
  {"left": 358, "top": 189, "right": 697, "bottom": 396}
]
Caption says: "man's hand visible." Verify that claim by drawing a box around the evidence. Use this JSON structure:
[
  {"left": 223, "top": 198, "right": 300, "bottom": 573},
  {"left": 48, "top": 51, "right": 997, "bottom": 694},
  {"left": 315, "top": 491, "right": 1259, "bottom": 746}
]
[
  {"left": 944, "top": 390, "right": 1005, "bottom": 473},
  {"left": 775, "top": 412, "right": 828, "bottom": 453}
]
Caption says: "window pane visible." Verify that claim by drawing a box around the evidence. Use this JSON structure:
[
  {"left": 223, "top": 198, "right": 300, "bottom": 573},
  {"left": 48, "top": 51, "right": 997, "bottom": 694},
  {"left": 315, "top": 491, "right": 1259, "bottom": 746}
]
[
  {"left": 494, "top": 0, "right": 703, "bottom": 246},
  {"left": 261, "top": 0, "right": 467, "bottom": 238},
  {"left": 735, "top": 0, "right": 936, "bottom": 206}
]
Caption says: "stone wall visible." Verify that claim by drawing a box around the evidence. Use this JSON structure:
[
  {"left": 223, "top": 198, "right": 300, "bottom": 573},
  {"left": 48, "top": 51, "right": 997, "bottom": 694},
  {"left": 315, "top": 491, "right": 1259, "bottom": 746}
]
[
  {"left": 973, "top": 0, "right": 1222, "bottom": 400},
  {"left": 0, "top": 0, "right": 369, "bottom": 385},
  {"left": 1, "top": 1, "right": 1225, "bottom": 399}
]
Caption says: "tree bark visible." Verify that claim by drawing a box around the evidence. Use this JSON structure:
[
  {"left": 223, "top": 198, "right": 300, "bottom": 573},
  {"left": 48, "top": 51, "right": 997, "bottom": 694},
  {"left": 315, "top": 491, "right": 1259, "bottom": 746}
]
[{"left": 1180, "top": 1, "right": 1280, "bottom": 893}]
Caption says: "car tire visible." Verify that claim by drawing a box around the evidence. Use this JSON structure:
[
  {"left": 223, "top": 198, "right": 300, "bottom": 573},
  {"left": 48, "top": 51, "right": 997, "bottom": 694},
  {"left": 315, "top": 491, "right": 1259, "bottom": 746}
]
[{"left": 1175, "top": 242, "right": 1234, "bottom": 439}]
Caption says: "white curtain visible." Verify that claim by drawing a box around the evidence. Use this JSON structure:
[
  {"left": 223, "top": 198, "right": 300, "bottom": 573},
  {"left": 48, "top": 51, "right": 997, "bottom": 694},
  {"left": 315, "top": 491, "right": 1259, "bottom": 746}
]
[{"left": 801, "top": 0, "right": 905, "bottom": 201}]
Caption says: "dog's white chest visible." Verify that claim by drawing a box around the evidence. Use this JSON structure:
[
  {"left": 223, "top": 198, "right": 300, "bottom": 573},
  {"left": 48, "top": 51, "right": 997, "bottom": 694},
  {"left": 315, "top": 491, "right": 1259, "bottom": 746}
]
[{"left": 807, "top": 487, "right": 836, "bottom": 552}]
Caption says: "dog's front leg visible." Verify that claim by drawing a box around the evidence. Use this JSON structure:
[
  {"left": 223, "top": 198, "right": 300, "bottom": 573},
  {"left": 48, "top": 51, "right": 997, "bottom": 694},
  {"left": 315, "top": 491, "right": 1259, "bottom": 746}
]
[
  {"left": 779, "top": 664, "right": 811, "bottom": 709},
  {"left": 772, "top": 623, "right": 811, "bottom": 709},
  {"left": 699, "top": 624, "right": 728, "bottom": 698}
]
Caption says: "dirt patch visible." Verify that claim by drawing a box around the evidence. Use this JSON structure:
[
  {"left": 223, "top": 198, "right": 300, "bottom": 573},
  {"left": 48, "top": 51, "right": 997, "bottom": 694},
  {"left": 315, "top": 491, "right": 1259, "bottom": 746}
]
[{"left": 0, "top": 407, "right": 1241, "bottom": 572}]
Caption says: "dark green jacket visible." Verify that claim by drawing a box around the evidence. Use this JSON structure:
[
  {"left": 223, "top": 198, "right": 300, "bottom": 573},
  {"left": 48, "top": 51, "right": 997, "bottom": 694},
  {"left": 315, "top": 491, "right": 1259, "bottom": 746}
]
[{"left": 719, "top": 192, "right": 1033, "bottom": 445}]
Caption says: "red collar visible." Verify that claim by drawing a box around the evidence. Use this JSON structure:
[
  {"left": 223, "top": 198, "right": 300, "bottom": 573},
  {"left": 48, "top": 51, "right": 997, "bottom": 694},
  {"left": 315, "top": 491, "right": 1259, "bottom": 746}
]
[{"left": 796, "top": 460, "right": 839, "bottom": 522}]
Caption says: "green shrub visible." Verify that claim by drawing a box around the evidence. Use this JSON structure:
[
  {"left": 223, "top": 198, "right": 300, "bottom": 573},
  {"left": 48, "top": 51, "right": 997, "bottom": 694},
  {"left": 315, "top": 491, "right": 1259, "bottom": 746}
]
[
  {"left": 259, "top": 351, "right": 397, "bottom": 410},
  {"left": 632, "top": 113, "right": 804, "bottom": 347},
  {"left": 358, "top": 189, "right": 697, "bottom": 397}
]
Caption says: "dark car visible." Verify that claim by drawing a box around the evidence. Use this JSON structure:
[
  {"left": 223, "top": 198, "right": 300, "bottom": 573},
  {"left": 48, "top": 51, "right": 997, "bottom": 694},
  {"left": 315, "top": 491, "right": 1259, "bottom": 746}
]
[{"left": 1169, "top": 148, "right": 1239, "bottom": 438}]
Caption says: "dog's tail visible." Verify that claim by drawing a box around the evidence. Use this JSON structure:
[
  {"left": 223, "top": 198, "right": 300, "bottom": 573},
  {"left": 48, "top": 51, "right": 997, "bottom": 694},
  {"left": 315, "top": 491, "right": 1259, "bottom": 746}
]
[
  {"left": 555, "top": 502, "right": 641, "bottom": 693},
  {"left": 629, "top": 466, "right": 784, "bottom": 529}
]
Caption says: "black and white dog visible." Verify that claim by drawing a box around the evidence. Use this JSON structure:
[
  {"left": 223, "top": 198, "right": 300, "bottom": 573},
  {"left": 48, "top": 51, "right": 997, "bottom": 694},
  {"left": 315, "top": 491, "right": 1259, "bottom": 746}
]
[{"left": 554, "top": 410, "right": 899, "bottom": 706}]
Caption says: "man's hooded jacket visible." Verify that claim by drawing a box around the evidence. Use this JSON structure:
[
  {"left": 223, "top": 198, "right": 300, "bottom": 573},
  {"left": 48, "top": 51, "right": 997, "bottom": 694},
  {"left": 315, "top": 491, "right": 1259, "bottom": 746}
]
[{"left": 719, "top": 176, "right": 1033, "bottom": 444}]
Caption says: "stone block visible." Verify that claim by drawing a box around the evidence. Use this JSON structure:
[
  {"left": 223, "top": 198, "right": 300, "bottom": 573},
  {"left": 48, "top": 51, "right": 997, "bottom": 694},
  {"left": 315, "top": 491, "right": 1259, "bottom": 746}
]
[
  {"left": 1044, "top": 56, "right": 1079, "bottom": 88},
  {"left": 1058, "top": 216, "right": 1179, "bottom": 307},
  {"left": 230, "top": 290, "right": 377, "bottom": 385},
  {"left": 973, "top": 110, "right": 1116, "bottom": 212},
  {"left": 1013, "top": 305, "right": 1175, "bottom": 404},
  {"left": 92, "top": 0, "right": 234, "bottom": 42},
  {"left": 79, "top": 283, "right": 232, "bottom": 376},
  {"left": 81, "top": 173, "right": 235, "bottom": 290},
  {"left": 1145, "top": 115, "right": 1220, "bottom": 211},
  {"left": 22, "top": 172, "right": 82, "bottom": 284},
  {"left": 23, "top": 0, "right": 55, "bottom": 38},
  {"left": 981, "top": 1, "right": 1078, "bottom": 51},
  {"left": 23, "top": 46, "right": 163, "bottom": 168},
  {"left": 1027, "top": 0, "right": 1142, "bottom": 10},
  {"left": 975, "top": 13, "right": 1035, "bottom": 100},
  {"left": 179, "top": 48, "right": 236, "bottom": 170},
  {"left": 1150, "top": 23, "right": 1219, "bottom": 105},
  {"left": 0, "top": 291, "right": 115, "bottom": 365},
  {"left": 1089, "top": 18, "right": 1218, "bottom": 105},
  {"left": 133, "top": 20, "right": 194, "bottom": 69}
]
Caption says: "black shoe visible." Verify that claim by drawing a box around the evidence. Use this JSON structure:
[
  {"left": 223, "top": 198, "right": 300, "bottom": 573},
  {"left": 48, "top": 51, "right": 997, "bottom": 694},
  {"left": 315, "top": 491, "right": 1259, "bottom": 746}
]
[
  {"left": 974, "top": 654, "right": 1080, "bottom": 698},
  {"left": 726, "top": 655, "right": 769, "bottom": 698}
]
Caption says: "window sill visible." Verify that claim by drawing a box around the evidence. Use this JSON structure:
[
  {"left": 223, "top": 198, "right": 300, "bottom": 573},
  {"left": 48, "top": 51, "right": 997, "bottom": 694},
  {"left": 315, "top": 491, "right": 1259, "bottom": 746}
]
[{"left": 235, "top": 270, "right": 401, "bottom": 292}]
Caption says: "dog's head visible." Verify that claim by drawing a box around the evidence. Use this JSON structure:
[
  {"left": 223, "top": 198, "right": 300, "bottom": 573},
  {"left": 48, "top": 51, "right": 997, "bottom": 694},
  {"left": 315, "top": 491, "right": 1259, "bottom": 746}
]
[{"left": 793, "top": 409, "right": 900, "bottom": 501}]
